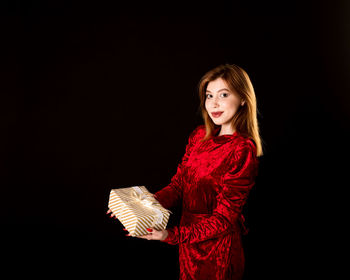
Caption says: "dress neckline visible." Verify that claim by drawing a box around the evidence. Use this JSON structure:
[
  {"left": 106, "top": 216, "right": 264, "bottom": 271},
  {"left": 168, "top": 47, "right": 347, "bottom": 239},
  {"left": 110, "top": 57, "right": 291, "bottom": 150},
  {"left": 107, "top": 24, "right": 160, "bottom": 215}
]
[
  {"left": 211, "top": 127, "right": 238, "bottom": 143},
  {"left": 213, "top": 127, "right": 238, "bottom": 138}
]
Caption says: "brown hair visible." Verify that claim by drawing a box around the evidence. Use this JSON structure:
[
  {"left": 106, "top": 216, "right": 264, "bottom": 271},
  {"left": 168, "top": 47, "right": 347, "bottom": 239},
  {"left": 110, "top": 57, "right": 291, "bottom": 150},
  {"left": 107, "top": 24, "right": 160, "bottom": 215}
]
[{"left": 198, "top": 64, "right": 264, "bottom": 157}]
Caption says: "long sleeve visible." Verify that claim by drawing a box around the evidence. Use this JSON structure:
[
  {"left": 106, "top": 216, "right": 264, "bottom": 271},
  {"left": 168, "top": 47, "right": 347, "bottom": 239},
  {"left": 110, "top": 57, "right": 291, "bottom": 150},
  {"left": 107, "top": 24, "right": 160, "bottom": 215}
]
[
  {"left": 162, "top": 140, "right": 259, "bottom": 245},
  {"left": 154, "top": 125, "right": 204, "bottom": 209}
]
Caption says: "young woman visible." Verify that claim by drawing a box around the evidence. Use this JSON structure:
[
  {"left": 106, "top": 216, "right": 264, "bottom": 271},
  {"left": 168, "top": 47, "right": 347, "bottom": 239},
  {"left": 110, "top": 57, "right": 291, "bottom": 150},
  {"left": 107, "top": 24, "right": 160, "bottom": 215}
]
[{"left": 109, "top": 64, "right": 263, "bottom": 280}]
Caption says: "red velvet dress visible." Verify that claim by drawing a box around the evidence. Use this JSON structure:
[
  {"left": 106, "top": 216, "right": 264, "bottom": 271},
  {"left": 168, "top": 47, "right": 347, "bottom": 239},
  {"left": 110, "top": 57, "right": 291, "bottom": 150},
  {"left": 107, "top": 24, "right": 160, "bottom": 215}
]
[{"left": 154, "top": 125, "right": 259, "bottom": 280}]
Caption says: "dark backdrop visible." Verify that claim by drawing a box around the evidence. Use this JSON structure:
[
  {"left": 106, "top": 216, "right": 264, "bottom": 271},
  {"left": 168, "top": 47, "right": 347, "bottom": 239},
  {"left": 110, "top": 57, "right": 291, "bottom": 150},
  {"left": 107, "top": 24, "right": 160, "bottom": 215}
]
[{"left": 1, "top": 1, "right": 348, "bottom": 279}]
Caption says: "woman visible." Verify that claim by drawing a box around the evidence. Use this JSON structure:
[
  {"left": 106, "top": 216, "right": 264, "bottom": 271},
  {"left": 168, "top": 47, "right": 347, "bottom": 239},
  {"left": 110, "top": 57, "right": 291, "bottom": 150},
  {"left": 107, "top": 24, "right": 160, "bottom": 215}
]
[{"left": 110, "top": 64, "right": 263, "bottom": 280}]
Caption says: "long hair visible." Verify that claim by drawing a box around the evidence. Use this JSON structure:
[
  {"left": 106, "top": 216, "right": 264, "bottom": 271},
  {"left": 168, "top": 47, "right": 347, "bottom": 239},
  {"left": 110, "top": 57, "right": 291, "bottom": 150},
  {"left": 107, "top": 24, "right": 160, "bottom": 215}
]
[{"left": 198, "top": 64, "right": 264, "bottom": 157}]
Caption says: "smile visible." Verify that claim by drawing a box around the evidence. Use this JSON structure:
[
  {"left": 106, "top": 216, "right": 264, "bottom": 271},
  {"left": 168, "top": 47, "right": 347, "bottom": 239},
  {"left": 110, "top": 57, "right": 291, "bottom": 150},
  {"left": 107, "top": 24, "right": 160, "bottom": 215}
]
[{"left": 211, "top": 111, "right": 223, "bottom": 118}]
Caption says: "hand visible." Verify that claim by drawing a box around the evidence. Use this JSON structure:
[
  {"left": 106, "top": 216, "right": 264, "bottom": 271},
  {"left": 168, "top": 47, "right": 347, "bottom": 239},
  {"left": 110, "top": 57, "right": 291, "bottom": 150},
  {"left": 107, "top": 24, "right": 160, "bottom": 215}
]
[{"left": 135, "top": 228, "right": 168, "bottom": 241}]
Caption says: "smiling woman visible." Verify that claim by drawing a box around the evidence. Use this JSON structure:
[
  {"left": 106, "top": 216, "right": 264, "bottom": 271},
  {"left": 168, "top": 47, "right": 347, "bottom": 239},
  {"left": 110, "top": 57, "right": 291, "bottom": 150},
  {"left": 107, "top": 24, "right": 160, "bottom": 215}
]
[{"left": 108, "top": 64, "right": 263, "bottom": 280}]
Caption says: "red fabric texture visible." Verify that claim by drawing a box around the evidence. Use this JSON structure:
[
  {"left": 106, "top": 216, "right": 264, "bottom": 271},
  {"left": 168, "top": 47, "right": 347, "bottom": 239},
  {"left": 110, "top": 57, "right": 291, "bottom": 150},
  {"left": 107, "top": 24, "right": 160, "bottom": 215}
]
[{"left": 154, "top": 125, "right": 259, "bottom": 280}]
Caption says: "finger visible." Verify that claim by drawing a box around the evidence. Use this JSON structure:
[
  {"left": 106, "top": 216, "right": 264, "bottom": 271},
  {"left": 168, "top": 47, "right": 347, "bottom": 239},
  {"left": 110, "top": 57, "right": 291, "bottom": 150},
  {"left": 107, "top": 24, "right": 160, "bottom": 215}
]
[
  {"left": 107, "top": 210, "right": 116, "bottom": 218},
  {"left": 136, "top": 235, "right": 147, "bottom": 239},
  {"left": 137, "top": 234, "right": 152, "bottom": 240},
  {"left": 106, "top": 210, "right": 115, "bottom": 217}
]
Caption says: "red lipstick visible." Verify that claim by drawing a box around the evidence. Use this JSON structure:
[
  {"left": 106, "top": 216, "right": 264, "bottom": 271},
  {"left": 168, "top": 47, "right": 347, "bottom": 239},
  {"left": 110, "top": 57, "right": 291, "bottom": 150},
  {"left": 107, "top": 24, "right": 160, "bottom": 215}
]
[{"left": 212, "top": 111, "right": 223, "bottom": 118}]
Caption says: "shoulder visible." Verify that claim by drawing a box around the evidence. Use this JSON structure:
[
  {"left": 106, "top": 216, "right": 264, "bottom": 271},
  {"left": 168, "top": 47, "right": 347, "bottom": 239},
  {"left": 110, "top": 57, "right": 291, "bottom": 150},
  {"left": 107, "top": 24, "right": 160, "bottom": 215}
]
[
  {"left": 188, "top": 124, "right": 206, "bottom": 142},
  {"left": 232, "top": 134, "right": 258, "bottom": 160}
]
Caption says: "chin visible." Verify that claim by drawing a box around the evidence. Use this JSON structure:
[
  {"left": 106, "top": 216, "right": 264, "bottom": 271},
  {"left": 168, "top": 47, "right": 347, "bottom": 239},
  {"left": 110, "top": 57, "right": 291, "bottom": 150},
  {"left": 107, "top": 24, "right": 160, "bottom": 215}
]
[{"left": 211, "top": 120, "right": 223, "bottom": 126}]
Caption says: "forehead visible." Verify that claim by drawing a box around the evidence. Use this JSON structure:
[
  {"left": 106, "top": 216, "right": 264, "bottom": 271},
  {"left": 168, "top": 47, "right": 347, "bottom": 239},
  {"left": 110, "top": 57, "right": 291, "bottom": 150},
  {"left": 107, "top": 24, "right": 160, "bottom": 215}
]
[{"left": 206, "top": 78, "right": 230, "bottom": 92}]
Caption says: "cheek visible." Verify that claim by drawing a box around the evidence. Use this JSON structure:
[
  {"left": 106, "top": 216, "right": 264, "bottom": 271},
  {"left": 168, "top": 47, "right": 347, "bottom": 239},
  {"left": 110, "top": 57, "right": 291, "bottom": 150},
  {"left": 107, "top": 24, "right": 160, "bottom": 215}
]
[
  {"left": 204, "top": 100, "right": 209, "bottom": 111},
  {"left": 224, "top": 99, "right": 240, "bottom": 111}
]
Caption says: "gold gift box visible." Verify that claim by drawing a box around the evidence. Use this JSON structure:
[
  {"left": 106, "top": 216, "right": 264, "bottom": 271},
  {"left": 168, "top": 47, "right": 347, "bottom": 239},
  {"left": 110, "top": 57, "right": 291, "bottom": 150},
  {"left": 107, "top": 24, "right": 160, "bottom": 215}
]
[{"left": 108, "top": 186, "right": 171, "bottom": 237}]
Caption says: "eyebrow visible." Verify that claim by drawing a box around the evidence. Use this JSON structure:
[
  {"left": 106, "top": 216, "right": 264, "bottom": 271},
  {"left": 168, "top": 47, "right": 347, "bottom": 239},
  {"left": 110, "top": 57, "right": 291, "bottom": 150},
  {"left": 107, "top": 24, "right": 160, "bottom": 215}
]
[{"left": 206, "top": 88, "right": 231, "bottom": 93}]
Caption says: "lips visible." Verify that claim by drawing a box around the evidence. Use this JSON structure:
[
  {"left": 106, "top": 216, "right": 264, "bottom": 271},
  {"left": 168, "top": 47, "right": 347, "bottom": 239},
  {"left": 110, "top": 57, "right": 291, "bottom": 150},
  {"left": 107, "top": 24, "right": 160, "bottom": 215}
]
[{"left": 211, "top": 111, "right": 223, "bottom": 118}]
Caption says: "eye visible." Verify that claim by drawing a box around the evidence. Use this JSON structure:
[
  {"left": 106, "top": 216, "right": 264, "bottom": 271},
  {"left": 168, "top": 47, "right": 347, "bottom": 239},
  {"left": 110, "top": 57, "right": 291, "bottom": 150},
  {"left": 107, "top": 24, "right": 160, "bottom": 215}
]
[
  {"left": 220, "top": 92, "right": 229, "bottom": 98},
  {"left": 206, "top": 93, "right": 213, "bottom": 99}
]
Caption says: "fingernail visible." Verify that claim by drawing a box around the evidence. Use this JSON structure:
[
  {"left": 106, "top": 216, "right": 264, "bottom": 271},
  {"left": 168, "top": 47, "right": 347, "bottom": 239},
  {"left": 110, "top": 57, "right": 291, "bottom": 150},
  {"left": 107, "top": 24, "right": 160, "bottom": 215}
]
[
  {"left": 146, "top": 228, "right": 152, "bottom": 232},
  {"left": 125, "top": 234, "right": 131, "bottom": 237},
  {"left": 123, "top": 228, "right": 128, "bottom": 231}
]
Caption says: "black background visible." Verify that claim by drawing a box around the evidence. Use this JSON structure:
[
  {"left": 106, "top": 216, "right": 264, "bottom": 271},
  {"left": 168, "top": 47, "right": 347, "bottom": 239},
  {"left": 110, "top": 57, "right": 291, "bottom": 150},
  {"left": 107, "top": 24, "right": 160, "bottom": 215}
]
[{"left": 1, "top": 1, "right": 348, "bottom": 279}]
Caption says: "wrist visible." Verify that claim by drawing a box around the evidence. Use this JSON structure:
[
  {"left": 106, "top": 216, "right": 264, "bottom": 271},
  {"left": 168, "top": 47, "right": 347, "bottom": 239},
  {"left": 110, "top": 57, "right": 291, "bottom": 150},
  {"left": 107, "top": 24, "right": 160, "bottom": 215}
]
[{"left": 161, "top": 230, "right": 168, "bottom": 241}]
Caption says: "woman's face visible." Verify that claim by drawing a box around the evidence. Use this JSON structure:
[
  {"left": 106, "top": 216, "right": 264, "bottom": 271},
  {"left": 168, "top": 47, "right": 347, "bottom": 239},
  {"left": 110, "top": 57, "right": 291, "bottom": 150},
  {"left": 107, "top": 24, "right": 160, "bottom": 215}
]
[{"left": 205, "top": 78, "right": 244, "bottom": 133}]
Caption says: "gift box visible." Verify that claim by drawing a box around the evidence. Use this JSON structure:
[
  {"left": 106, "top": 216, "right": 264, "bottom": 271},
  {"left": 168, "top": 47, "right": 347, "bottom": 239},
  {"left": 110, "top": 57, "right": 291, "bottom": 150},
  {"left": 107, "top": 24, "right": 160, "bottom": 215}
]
[{"left": 108, "top": 186, "right": 171, "bottom": 237}]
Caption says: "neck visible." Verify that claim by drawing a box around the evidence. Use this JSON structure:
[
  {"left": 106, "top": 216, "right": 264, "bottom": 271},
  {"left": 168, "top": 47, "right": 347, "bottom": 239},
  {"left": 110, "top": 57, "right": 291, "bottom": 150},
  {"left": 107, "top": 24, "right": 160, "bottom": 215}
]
[{"left": 218, "top": 124, "right": 235, "bottom": 136}]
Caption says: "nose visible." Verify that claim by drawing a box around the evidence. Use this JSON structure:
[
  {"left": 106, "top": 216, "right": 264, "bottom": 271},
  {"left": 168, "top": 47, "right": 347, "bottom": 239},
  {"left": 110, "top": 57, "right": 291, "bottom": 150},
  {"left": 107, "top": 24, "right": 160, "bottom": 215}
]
[{"left": 211, "top": 96, "right": 219, "bottom": 108}]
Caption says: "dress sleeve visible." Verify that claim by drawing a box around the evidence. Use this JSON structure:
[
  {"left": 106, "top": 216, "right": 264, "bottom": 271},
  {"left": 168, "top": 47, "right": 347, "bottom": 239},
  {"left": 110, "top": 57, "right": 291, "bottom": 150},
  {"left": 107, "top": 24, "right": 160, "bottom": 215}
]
[
  {"left": 154, "top": 125, "right": 204, "bottom": 209},
  {"left": 162, "top": 140, "right": 259, "bottom": 245}
]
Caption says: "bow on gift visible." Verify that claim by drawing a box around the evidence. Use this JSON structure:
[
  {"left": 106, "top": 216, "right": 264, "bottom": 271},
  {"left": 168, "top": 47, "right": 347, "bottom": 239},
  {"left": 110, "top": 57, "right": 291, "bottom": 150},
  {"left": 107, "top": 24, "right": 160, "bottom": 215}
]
[{"left": 129, "top": 186, "right": 166, "bottom": 226}]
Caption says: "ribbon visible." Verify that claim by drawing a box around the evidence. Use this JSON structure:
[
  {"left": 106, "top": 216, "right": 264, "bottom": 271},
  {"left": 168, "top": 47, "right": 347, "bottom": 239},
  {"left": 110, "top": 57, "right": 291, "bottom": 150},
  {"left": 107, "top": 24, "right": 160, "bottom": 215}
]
[{"left": 130, "top": 186, "right": 165, "bottom": 226}]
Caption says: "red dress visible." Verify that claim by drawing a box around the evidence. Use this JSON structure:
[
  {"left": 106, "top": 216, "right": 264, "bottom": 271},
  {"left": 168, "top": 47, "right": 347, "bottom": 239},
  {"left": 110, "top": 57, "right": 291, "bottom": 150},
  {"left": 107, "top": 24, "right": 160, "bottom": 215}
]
[{"left": 154, "top": 125, "right": 259, "bottom": 280}]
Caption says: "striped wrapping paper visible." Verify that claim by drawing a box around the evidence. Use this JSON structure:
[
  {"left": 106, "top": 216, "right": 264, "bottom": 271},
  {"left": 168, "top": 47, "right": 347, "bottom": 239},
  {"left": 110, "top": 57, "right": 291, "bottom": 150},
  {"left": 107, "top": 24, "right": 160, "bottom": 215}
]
[{"left": 108, "top": 186, "right": 171, "bottom": 237}]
